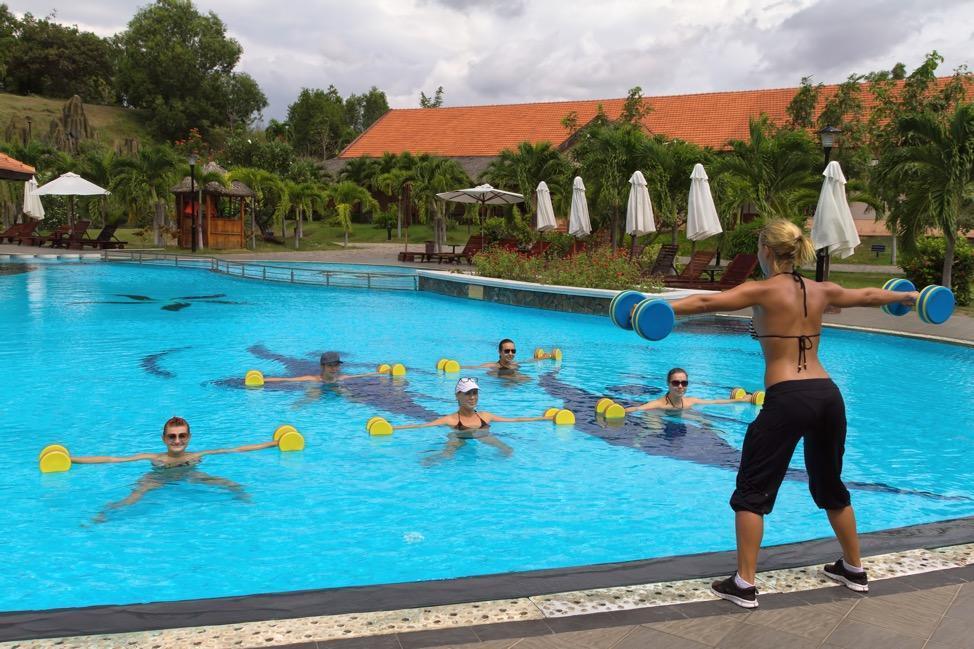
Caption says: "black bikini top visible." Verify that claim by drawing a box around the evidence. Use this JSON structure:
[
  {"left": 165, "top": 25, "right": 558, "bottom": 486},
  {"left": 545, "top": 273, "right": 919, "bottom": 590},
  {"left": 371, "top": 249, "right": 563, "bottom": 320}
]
[
  {"left": 454, "top": 411, "right": 489, "bottom": 430},
  {"left": 664, "top": 394, "right": 685, "bottom": 409},
  {"left": 748, "top": 270, "right": 821, "bottom": 372}
]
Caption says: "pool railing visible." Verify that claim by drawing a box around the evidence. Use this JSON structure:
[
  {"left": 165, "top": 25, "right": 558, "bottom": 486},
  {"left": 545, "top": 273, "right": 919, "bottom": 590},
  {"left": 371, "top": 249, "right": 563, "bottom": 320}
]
[{"left": 101, "top": 250, "right": 418, "bottom": 291}]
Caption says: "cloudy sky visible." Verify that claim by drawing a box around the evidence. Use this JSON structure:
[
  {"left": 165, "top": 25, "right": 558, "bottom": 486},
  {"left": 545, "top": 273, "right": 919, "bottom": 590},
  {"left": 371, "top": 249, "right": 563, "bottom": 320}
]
[{"left": 9, "top": 0, "right": 974, "bottom": 120}]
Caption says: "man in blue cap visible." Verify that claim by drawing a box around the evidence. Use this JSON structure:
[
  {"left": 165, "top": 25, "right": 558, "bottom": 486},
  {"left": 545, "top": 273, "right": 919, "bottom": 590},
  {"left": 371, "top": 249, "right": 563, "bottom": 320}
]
[{"left": 263, "top": 351, "right": 382, "bottom": 385}]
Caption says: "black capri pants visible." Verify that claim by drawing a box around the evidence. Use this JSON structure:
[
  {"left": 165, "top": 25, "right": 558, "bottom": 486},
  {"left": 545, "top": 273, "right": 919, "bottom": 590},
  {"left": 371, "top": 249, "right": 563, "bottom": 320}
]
[{"left": 730, "top": 378, "right": 851, "bottom": 515}]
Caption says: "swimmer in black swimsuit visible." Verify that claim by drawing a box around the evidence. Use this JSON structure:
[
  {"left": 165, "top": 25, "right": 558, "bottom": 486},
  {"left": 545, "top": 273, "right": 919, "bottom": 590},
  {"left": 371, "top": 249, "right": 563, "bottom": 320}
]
[
  {"left": 72, "top": 416, "right": 279, "bottom": 523},
  {"left": 666, "top": 218, "right": 919, "bottom": 608},
  {"left": 464, "top": 339, "right": 556, "bottom": 382},
  {"left": 390, "top": 377, "right": 555, "bottom": 464},
  {"left": 625, "top": 368, "right": 753, "bottom": 413}
]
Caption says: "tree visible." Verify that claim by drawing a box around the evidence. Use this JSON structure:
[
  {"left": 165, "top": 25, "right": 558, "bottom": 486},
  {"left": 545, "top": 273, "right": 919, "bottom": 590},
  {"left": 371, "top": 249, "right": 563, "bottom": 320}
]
[
  {"left": 620, "top": 86, "right": 653, "bottom": 125},
  {"left": 483, "top": 142, "right": 571, "bottom": 217},
  {"left": 286, "top": 86, "right": 352, "bottom": 159},
  {"left": 875, "top": 103, "right": 974, "bottom": 289},
  {"left": 786, "top": 76, "right": 822, "bottom": 128},
  {"left": 228, "top": 167, "right": 285, "bottom": 247},
  {"left": 712, "top": 117, "right": 820, "bottom": 223},
  {"left": 222, "top": 130, "right": 295, "bottom": 176},
  {"left": 115, "top": 0, "right": 266, "bottom": 140},
  {"left": 643, "top": 137, "right": 711, "bottom": 245},
  {"left": 328, "top": 181, "right": 377, "bottom": 247},
  {"left": 3, "top": 10, "right": 116, "bottom": 103},
  {"left": 109, "top": 145, "right": 179, "bottom": 245},
  {"left": 419, "top": 86, "right": 445, "bottom": 108},
  {"left": 345, "top": 86, "right": 389, "bottom": 132},
  {"left": 410, "top": 156, "right": 469, "bottom": 250},
  {"left": 376, "top": 167, "right": 412, "bottom": 238}
]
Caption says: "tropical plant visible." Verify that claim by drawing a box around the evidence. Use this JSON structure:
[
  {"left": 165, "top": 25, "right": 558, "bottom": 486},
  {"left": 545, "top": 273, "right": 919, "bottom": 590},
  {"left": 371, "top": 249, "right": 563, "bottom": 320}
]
[
  {"left": 900, "top": 236, "right": 973, "bottom": 306},
  {"left": 110, "top": 145, "right": 179, "bottom": 245},
  {"left": 483, "top": 141, "right": 571, "bottom": 217},
  {"left": 875, "top": 103, "right": 974, "bottom": 288},
  {"left": 712, "top": 118, "right": 821, "bottom": 222},
  {"left": 328, "top": 180, "right": 378, "bottom": 247},
  {"left": 375, "top": 167, "right": 412, "bottom": 237},
  {"left": 409, "top": 156, "right": 470, "bottom": 251},
  {"left": 643, "top": 137, "right": 711, "bottom": 245},
  {"left": 228, "top": 167, "right": 285, "bottom": 247}
]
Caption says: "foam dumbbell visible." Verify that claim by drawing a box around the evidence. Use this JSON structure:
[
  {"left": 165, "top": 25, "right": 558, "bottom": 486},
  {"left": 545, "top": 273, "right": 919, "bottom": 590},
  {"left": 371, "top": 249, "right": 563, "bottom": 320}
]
[
  {"left": 881, "top": 278, "right": 955, "bottom": 324},
  {"left": 378, "top": 363, "right": 407, "bottom": 376},
  {"left": 632, "top": 299, "right": 676, "bottom": 341},
  {"left": 39, "top": 444, "right": 71, "bottom": 473},
  {"left": 595, "top": 398, "right": 626, "bottom": 419},
  {"left": 244, "top": 369, "right": 264, "bottom": 388},
  {"left": 436, "top": 358, "right": 461, "bottom": 373},
  {"left": 273, "top": 425, "right": 305, "bottom": 451},
  {"left": 552, "top": 409, "right": 576, "bottom": 425},
  {"left": 609, "top": 290, "right": 648, "bottom": 329},
  {"left": 366, "top": 416, "right": 393, "bottom": 436}
]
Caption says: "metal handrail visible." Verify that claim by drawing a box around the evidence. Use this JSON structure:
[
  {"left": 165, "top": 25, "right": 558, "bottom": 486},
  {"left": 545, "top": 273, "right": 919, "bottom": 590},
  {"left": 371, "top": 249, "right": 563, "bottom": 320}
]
[{"left": 101, "top": 250, "right": 418, "bottom": 291}]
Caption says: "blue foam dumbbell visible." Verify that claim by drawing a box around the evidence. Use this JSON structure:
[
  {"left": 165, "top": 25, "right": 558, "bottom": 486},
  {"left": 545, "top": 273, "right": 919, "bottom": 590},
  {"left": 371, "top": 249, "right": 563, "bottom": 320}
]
[
  {"left": 917, "top": 285, "right": 955, "bottom": 325},
  {"left": 881, "top": 278, "right": 916, "bottom": 316},
  {"left": 632, "top": 299, "right": 676, "bottom": 341},
  {"left": 609, "top": 290, "right": 647, "bottom": 330}
]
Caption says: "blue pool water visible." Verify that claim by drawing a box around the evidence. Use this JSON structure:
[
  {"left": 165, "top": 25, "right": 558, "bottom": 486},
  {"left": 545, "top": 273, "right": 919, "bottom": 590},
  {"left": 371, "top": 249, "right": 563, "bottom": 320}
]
[{"left": 1, "top": 259, "right": 972, "bottom": 612}]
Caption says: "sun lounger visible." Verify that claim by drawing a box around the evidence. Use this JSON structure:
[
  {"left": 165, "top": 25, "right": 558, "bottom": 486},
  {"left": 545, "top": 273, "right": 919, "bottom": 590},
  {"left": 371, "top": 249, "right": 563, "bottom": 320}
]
[
  {"left": 23, "top": 223, "right": 70, "bottom": 247},
  {"left": 663, "top": 250, "right": 715, "bottom": 286},
  {"left": 55, "top": 221, "right": 91, "bottom": 249},
  {"left": 75, "top": 224, "right": 127, "bottom": 249},
  {"left": 672, "top": 254, "right": 758, "bottom": 290},
  {"left": 641, "top": 243, "right": 678, "bottom": 276},
  {"left": 2, "top": 220, "right": 38, "bottom": 244},
  {"left": 431, "top": 235, "right": 486, "bottom": 264}
]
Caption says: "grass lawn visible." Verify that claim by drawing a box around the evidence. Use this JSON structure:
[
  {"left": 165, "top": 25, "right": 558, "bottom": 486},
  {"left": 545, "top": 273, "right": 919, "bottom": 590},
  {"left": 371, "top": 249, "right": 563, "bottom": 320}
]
[
  {"left": 115, "top": 221, "right": 476, "bottom": 254},
  {"left": 826, "top": 271, "right": 973, "bottom": 317}
]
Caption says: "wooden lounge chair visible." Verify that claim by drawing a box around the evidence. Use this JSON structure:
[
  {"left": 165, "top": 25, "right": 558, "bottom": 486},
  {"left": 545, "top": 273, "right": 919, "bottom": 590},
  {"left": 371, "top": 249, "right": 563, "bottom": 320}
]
[
  {"left": 55, "top": 221, "right": 91, "bottom": 249},
  {"left": 24, "top": 223, "right": 70, "bottom": 247},
  {"left": 2, "top": 220, "right": 38, "bottom": 244},
  {"left": 676, "top": 254, "right": 759, "bottom": 290},
  {"left": 432, "top": 235, "right": 486, "bottom": 264},
  {"left": 663, "top": 250, "right": 715, "bottom": 286},
  {"left": 641, "top": 243, "right": 678, "bottom": 276},
  {"left": 398, "top": 249, "right": 427, "bottom": 263},
  {"left": 76, "top": 224, "right": 127, "bottom": 249}
]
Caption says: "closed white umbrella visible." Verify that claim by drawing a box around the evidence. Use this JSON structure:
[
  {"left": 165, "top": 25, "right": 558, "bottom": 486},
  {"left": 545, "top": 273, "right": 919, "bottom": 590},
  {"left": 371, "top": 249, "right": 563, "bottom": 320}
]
[
  {"left": 686, "top": 163, "right": 722, "bottom": 241},
  {"left": 568, "top": 176, "right": 591, "bottom": 238},
  {"left": 22, "top": 175, "right": 44, "bottom": 220},
  {"left": 535, "top": 181, "right": 557, "bottom": 232},
  {"left": 625, "top": 170, "right": 655, "bottom": 236},
  {"left": 812, "top": 161, "right": 860, "bottom": 259},
  {"left": 34, "top": 172, "right": 110, "bottom": 226}
]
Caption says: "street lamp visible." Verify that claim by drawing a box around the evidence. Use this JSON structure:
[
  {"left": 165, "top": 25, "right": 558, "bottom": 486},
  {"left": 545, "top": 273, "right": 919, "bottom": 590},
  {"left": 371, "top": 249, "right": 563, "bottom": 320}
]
[
  {"left": 815, "top": 125, "right": 842, "bottom": 281},
  {"left": 188, "top": 153, "right": 197, "bottom": 252}
]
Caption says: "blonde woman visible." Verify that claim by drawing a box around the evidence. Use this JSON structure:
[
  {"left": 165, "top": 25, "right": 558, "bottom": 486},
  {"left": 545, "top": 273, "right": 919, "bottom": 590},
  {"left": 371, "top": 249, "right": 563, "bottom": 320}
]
[{"left": 667, "top": 219, "right": 918, "bottom": 608}]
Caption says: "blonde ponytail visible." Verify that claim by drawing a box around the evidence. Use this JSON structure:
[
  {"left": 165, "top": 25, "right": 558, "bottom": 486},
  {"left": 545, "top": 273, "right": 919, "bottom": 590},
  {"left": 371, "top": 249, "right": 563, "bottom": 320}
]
[{"left": 759, "top": 219, "right": 815, "bottom": 273}]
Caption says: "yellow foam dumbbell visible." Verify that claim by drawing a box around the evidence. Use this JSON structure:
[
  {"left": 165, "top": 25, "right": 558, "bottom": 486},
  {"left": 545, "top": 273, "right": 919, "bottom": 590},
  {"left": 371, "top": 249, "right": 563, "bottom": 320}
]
[
  {"left": 603, "top": 402, "right": 626, "bottom": 420},
  {"left": 391, "top": 363, "right": 406, "bottom": 376},
  {"left": 367, "top": 417, "right": 393, "bottom": 436},
  {"left": 729, "top": 387, "right": 748, "bottom": 401},
  {"left": 377, "top": 363, "right": 392, "bottom": 374},
  {"left": 543, "top": 407, "right": 560, "bottom": 419},
  {"left": 750, "top": 390, "right": 765, "bottom": 407},
  {"left": 441, "top": 359, "right": 460, "bottom": 373},
  {"left": 595, "top": 397, "right": 614, "bottom": 414},
  {"left": 436, "top": 358, "right": 447, "bottom": 370},
  {"left": 553, "top": 409, "right": 576, "bottom": 425},
  {"left": 39, "top": 444, "right": 72, "bottom": 473},
  {"left": 273, "top": 424, "right": 305, "bottom": 451},
  {"left": 245, "top": 370, "right": 265, "bottom": 388},
  {"left": 551, "top": 348, "right": 563, "bottom": 361}
]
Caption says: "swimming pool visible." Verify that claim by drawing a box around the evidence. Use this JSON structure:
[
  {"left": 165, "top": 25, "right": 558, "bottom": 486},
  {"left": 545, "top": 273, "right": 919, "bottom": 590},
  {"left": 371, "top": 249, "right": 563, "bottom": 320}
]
[{"left": 1, "top": 259, "right": 972, "bottom": 612}]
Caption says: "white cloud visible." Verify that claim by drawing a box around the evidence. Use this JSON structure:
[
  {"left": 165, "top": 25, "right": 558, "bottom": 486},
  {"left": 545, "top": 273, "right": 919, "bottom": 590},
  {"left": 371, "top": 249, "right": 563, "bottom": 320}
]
[{"left": 5, "top": 0, "right": 972, "bottom": 119}]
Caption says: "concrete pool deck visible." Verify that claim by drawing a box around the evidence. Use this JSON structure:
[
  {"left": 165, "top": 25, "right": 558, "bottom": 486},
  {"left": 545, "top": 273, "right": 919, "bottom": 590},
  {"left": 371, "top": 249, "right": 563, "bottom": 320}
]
[{"left": 2, "top": 243, "right": 973, "bottom": 648}]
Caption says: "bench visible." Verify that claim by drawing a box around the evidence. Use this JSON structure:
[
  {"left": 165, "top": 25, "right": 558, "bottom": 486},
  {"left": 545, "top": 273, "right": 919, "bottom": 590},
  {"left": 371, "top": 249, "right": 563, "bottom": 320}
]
[{"left": 870, "top": 244, "right": 887, "bottom": 258}]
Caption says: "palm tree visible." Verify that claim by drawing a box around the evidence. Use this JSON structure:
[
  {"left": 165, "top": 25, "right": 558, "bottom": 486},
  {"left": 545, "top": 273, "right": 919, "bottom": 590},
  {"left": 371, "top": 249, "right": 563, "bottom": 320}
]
[
  {"left": 328, "top": 180, "right": 378, "bottom": 247},
  {"left": 712, "top": 118, "right": 821, "bottom": 223},
  {"left": 77, "top": 147, "right": 116, "bottom": 227},
  {"left": 110, "top": 145, "right": 179, "bottom": 246},
  {"left": 410, "top": 156, "right": 470, "bottom": 251},
  {"left": 483, "top": 141, "right": 571, "bottom": 217},
  {"left": 228, "top": 167, "right": 286, "bottom": 248},
  {"left": 376, "top": 167, "right": 412, "bottom": 238},
  {"left": 875, "top": 103, "right": 974, "bottom": 288},
  {"left": 644, "top": 137, "right": 710, "bottom": 246}
]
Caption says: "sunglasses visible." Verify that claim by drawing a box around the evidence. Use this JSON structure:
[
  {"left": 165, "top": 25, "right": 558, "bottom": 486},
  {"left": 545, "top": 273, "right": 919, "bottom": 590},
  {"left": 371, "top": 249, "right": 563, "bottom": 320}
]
[
  {"left": 502, "top": 349, "right": 516, "bottom": 354},
  {"left": 166, "top": 433, "right": 189, "bottom": 441},
  {"left": 670, "top": 380, "right": 689, "bottom": 387}
]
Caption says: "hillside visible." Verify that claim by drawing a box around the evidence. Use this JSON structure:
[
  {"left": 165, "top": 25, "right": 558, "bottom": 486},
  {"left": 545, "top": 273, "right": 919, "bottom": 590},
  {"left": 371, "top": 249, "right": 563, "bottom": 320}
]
[{"left": 0, "top": 92, "right": 150, "bottom": 146}]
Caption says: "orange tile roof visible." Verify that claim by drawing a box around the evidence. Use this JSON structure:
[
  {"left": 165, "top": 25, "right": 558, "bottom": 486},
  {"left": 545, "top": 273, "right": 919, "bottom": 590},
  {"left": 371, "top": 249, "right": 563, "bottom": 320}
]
[
  {"left": 0, "top": 151, "right": 35, "bottom": 179},
  {"left": 340, "top": 78, "right": 965, "bottom": 158}
]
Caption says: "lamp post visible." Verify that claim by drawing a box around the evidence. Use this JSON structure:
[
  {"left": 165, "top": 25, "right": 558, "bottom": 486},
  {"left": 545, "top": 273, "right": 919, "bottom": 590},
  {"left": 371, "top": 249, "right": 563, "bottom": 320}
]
[
  {"left": 188, "top": 153, "right": 197, "bottom": 252},
  {"left": 815, "top": 125, "right": 842, "bottom": 281}
]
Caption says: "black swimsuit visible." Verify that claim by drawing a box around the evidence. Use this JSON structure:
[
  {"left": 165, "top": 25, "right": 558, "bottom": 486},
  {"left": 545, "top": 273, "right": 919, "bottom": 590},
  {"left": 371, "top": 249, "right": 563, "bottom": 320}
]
[
  {"left": 454, "top": 412, "right": 489, "bottom": 431},
  {"left": 749, "top": 270, "right": 821, "bottom": 372}
]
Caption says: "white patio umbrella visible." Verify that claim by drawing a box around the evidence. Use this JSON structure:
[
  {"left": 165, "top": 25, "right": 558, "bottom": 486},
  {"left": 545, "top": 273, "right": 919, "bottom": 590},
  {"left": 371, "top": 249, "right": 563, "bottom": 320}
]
[
  {"left": 535, "top": 181, "right": 557, "bottom": 232},
  {"left": 625, "top": 170, "right": 656, "bottom": 236},
  {"left": 686, "top": 163, "right": 722, "bottom": 241},
  {"left": 811, "top": 161, "right": 860, "bottom": 282},
  {"left": 22, "top": 175, "right": 44, "bottom": 220},
  {"left": 34, "top": 172, "right": 110, "bottom": 226},
  {"left": 568, "top": 176, "right": 591, "bottom": 238},
  {"left": 436, "top": 183, "right": 523, "bottom": 244}
]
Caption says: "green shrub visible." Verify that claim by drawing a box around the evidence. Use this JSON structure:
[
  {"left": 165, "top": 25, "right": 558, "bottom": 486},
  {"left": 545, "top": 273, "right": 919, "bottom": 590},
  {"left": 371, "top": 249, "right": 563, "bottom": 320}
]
[
  {"left": 899, "top": 236, "right": 974, "bottom": 306},
  {"left": 723, "top": 219, "right": 765, "bottom": 278},
  {"left": 473, "top": 246, "right": 661, "bottom": 291}
]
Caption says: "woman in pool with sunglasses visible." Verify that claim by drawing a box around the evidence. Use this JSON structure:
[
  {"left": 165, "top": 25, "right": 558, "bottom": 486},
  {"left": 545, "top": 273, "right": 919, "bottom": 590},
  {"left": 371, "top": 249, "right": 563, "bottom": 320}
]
[
  {"left": 625, "top": 368, "right": 748, "bottom": 413},
  {"left": 392, "top": 377, "right": 555, "bottom": 463},
  {"left": 72, "top": 417, "right": 279, "bottom": 522}
]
